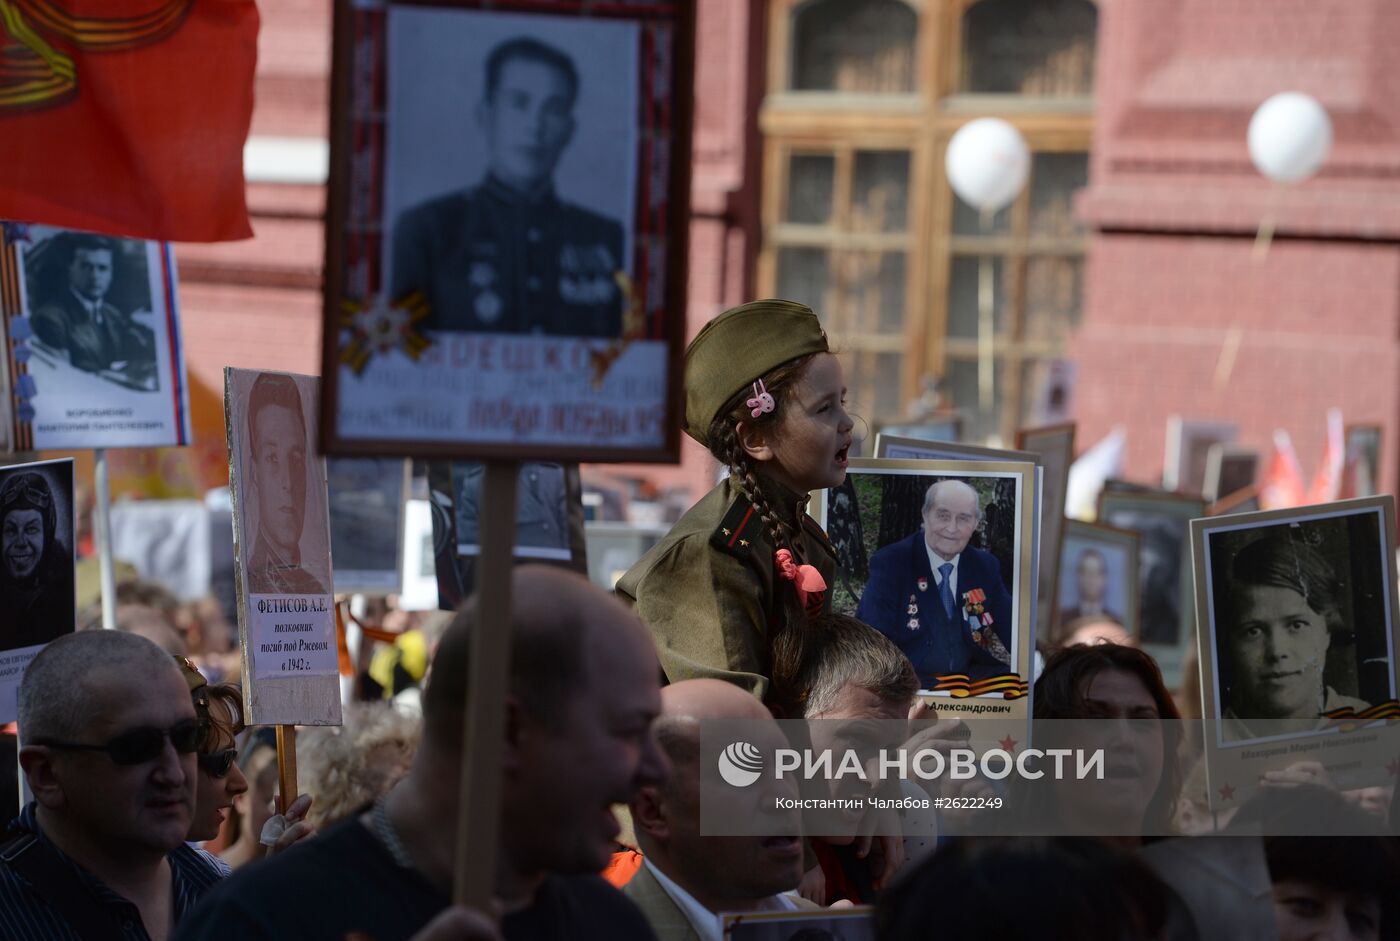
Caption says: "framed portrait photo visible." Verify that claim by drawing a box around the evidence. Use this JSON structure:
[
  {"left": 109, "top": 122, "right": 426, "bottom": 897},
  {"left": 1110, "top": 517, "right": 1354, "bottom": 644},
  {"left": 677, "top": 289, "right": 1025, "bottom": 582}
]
[
  {"left": 0, "top": 458, "right": 75, "bottom": 723},
  {"left": 1097, "top": 490, "right": 1207, "bottom": 689},
  {"left": 1209, "top": 486, "right": 1261, "bottom": 518},
  {"left": 1, "top": 225, "right": 191, "bottom": 451},
  {"left": 1203, "top": 444, "right": 1258, "bottom": 504},
  {"left": 426, "top": 461, "right": 587, "bottom": 610},
  {"left": 815, "top": 458, "right": 1037, "bottom": 718},
  {"left": 328, "top": 457, "right": 410, "bottom": 595},
  {"left": 1053, "top": 519, "right": 1140, "bottom": 647},
  {"left": 1341, "top": 424, "right": 1382, "bottom": 499},
  {"left": 226, "top": 368, "right": 341, "bottom": 727},
  {"left": 1018, "top": 423, "right": 1077, "bottom": 650},
  {"left": 1163, "top": 417, "right": 1236, "bottom": 496},
  {"left": 721, "top": 907, "right": 875, "bottom": 940},
  {"left": 320, "top": 0, "right": 694, "bottom": 462},
  {"left": 1190, "top": 497, "right": 1400, "bottom": 810}
]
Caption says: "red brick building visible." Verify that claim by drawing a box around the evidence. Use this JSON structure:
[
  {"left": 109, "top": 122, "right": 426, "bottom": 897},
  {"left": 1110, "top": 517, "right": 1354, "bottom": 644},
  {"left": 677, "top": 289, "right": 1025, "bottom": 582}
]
[
  {"left": 1073, "top": 0, "right": 1400, "bottom": 492},
  {"left": 160, "top": 0, "right": 1396, "bottom": 505}
]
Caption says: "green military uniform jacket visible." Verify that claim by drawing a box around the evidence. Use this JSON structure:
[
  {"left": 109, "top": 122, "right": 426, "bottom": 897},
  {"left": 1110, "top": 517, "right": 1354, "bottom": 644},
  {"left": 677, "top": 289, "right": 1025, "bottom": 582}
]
[
  {"left": 390, "top": 175, "right": 624, "bottom": 337},
  {"left": 616, "top": 475, "right": 836, "bottom": 700}
]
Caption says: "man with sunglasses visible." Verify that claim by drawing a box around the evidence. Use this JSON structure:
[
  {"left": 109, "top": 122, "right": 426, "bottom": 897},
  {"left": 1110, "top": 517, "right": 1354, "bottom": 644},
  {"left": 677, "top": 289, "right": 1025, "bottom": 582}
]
[{"left": 0, "top": 630, "right": 225, "bottom": 940}]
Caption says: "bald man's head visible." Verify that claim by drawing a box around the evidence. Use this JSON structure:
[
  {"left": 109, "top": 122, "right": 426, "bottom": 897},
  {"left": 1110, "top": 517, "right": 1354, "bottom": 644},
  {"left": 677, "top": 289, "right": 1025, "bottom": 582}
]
[
  {"left": 423, "top": 565, "right": 657, "bottom": 747},
  {"left": 20, "top": 629, "right": 184, "bottom": 743},
  {"left": 651, "top": 679, "right": 771, "bottom": 769}
]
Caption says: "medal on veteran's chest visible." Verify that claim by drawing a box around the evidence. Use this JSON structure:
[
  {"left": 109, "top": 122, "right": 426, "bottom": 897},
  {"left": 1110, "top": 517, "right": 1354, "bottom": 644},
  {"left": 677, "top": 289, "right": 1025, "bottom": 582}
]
[
  {"left": 906, "top": 594, "right": 919, "bottom": 630},
  {"left": 917, "top": 577, "right": 929, "bottom": 592}
]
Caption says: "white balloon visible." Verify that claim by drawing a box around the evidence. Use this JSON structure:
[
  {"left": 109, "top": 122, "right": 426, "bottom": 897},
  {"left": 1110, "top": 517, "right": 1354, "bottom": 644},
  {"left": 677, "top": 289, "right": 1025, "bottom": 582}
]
[
  {"left": 1248, "top": 92, "right": 1332, "bottom": 184},
  {"left": 945, "top": 118, "right": 1031, "bottom": 213}
]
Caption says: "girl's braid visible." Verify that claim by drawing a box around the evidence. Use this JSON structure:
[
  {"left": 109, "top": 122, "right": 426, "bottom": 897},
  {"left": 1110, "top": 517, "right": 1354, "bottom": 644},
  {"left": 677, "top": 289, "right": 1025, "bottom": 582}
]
[{"left": 709, "top": 420, "right": 802, "bottom": 562}]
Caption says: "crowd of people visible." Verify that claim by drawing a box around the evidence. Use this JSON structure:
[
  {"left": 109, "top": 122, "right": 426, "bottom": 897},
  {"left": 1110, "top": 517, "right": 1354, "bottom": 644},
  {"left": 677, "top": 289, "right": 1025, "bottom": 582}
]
[{"left": 1, "top": 299, "right": 1397, "bottom": 940}]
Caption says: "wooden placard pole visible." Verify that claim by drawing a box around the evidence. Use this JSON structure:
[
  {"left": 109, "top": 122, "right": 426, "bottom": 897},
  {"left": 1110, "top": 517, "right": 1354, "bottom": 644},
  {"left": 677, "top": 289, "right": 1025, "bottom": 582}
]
[
  {"left": 275, "top": 724, "right": 298, "bottom": 815},
  {"left": 93, "top": 448, "right": 116, "bottom": 631},
  {"left": 453, "top": 460, "right": 519, "bottom": 907}
]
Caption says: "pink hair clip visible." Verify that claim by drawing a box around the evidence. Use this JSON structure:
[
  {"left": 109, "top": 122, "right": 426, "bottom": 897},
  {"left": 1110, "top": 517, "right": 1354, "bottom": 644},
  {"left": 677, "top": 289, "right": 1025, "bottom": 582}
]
[{"left": 746, "top": 379, "right": 775, "bottom": 418}]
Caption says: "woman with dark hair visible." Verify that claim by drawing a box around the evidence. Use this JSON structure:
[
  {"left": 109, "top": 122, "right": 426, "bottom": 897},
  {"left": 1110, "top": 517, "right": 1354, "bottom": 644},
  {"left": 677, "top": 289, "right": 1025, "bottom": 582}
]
[
  {"left": 1016, "top": 643, "right": 1183, "bottom": 842},
  {"left": 1216, "top": 534, "right": 1368, "bottom": 741},
  {"left": 0, "top": 471, "right": 74, "bottom": 649},
  {"left": 1226, "top": 784, "right": 1399, "bottom": 941}
]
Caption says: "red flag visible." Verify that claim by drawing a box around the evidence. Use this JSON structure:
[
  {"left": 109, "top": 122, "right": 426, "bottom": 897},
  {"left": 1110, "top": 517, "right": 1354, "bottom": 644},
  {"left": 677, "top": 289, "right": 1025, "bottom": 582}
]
[
  {"left": 1259, "top": 429, "right": 1306, "bottom": 510},
  {"left": 0, "top": 0, "right": 258, "bottom": 242},
  {"left": 1306, "top": 408, "right": 1345, "bottom": 505}
]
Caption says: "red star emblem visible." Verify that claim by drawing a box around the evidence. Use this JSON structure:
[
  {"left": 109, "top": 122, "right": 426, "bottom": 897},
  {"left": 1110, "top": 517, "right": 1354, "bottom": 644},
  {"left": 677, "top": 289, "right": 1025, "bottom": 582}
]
[
  {"left": 1386, "top": 758, "right": 1399, "bottom": 778},
  {"left": 998, "top": 735, "right": 1018, "bottom": 752},
  {"left": 1218, "top": 782, "right": 1236, "bottom": 802}
]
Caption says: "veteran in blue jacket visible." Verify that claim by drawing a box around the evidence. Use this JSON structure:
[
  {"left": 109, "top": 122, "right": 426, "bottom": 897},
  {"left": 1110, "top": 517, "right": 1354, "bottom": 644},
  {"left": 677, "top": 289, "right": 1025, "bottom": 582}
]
[{"left": 856, "top": 479, "right": 1014, "bottom": 687}]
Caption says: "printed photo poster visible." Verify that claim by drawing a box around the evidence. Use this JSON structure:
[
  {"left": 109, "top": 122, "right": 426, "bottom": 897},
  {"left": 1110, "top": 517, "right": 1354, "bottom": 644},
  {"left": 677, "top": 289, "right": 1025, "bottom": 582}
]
[
  {"left": 816, "top": 458, "right": 1038, "bottom": 731},
  {"left": 0, "top": 225, "right": 191, "bottom": 450},
  {"left": 1341, "top": 424, "right": 1382, "bottom": 500},
  {"left": 721, "top": 907, "right": 875, "bottom": 940},
  {"left": 0, "top": 458, "right": 75, "bottom": 724},
  {"left": 321, "top": 1, "right": 694, "bottom": 462},
  {"left": 1190, "top": 497, "right": 1400, "bottom": 811},
  {"left": 1097, "top": 490, "right": 1205, "bottom": 690},
  {"left": 225, "top": 368, "right": 341, "bottom": 726},
  {"left": 874, "top": 435, "right": 1045, "bottom": 648},
  {"left": 1203, "top": 445, "right": 1258, "bottom": 504},
  {"left": 328, "top": 457, "right": 410, "bottom": 595},
  {"left": 427, "top": 460, "right": 587, "bottom": 609},
  {"left": 1163, "top": 417, "right": 1236, "bottom": 496},
  {"left": 1017, "top": 423, "right": 1076, "bottom": 652},
  {"left": 1053, "top": 519, "right": 1140, "bottom": 647}
]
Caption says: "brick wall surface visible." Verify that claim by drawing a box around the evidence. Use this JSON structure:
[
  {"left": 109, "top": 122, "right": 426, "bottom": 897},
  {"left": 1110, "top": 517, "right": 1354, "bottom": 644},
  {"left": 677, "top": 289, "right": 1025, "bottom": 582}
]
[{"left": 1075, "top": 0, "right": 1400, "bottom": 495}]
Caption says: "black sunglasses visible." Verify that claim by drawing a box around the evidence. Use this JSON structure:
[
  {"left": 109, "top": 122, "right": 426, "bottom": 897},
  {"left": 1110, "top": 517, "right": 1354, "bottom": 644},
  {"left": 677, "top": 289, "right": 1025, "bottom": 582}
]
[
  {"left": 198, "top": 748, "right": 238, "bottom": 779},
  {"left": 35, "top": 718, "right": 209, "bottom": 765}
]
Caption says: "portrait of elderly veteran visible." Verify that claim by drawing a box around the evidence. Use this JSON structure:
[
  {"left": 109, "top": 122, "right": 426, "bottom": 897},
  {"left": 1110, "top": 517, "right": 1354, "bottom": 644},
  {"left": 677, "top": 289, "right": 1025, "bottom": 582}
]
[
  {"left": 1215, "top": 534, "right": 1370, "bottom": 742},
  {"left": 391, "top": 36, "right": 625, "bottom": 337},
  {"left": 243, "top": 374, "right": 328, "bottom": 596},
  {"left": 30, "top": 233, "right": 158, "bottom": 389},
  {"left": 626, "top": 678, "right": 816, "bottom": 941},
  {"left": 0, "top": 631, "right": 226, "bottom": 939},
  {"left": 855, "top": 479, "right": 1013, "bottom": 686},
  {"left": 0, "top": 471, "right": 75, "bottom": 651}
]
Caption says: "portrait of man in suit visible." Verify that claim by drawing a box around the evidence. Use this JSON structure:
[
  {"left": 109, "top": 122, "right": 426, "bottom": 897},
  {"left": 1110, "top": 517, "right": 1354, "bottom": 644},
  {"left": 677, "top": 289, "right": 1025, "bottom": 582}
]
[
  {"left": 29, "top": 233, "right": 158, "bottom": 390},
  {"left": 244, "top": 373, "right": 329, "bottom": 596},
  {"left": 855, "top": 479, "right": 1014, "bottom": 686},
  {"left": 1058, "top": 547, "right": 1124, "bottom": 628},
  {"left": 391, "top": 36, "right": 625, "bottom": 337}
]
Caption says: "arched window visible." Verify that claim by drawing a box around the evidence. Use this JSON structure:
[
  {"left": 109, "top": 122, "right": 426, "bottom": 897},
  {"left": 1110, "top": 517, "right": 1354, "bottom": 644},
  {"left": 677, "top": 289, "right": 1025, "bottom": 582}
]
[
  {"left": 961, "top": 0, "right": 1097, "bottom": 97},
  {"left": 791, "top": 0, "right": 918, "bottom": 93}
]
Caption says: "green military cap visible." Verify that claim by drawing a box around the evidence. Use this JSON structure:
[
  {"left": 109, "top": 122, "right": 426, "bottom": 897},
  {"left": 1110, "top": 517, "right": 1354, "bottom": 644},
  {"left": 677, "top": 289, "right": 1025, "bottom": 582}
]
[{"left": 684, "top": 299, "right": 829, "bottom": 447}]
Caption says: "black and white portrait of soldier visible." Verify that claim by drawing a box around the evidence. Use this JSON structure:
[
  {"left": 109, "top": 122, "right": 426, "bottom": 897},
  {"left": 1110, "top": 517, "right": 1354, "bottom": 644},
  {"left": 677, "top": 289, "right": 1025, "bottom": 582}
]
[
  {"left": 25, "top": 231, "right": 159, "bottom": 391},
  {"left": 1209, "top": 525, "right": 1381, "bottom": 743},
  {"left": 0, "top": 464, "right": 74, "bottom": 652},
  {"left": 243, "top": 373, "right": 330, "bottom": 596},
  {"left": 385, "top": 11, "right": 637, "bottom": 338}
]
